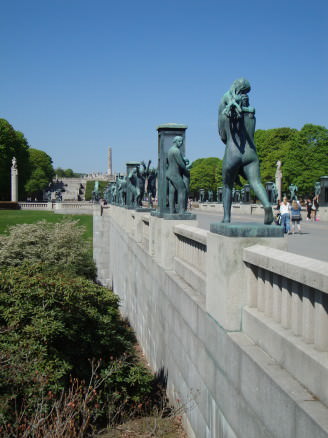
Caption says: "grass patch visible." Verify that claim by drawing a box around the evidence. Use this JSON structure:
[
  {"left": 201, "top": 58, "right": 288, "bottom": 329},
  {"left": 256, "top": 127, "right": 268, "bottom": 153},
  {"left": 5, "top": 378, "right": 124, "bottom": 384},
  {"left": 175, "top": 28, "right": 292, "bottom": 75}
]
[{"left": 0, "top": 210, "right": 93, "bottom": 241}]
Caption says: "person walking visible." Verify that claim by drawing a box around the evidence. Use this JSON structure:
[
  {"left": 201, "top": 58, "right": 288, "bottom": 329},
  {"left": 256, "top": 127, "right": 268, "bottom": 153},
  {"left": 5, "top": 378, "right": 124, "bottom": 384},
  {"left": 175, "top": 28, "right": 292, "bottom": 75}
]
[
  {"left": 311, "top": 195, "right": 319, "bottom": 222},
  {"left": 280, "top": 197, "right": 291, "bottom": 234},
  {"left": 290, "top": 200, "right": 302, "bottom": 234},
  {"left": 306, "top": 198, "right": 312, "bottom": 221}
]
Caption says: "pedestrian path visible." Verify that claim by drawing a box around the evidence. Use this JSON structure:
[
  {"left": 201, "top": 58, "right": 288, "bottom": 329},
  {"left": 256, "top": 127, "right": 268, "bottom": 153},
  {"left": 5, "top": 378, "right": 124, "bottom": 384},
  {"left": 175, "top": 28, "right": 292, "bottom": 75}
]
[{"left": 195, "top": 209, "right": 328, "bottom": 262}]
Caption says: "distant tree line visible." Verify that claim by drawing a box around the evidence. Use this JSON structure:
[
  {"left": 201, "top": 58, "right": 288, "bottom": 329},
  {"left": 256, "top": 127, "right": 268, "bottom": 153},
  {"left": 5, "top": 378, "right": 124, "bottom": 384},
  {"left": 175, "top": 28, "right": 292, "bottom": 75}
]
[
  {"left": 190, "top": 124, "right": 328, "bottom": 199},
  {"left": 54, "top": 167, "right": 82, "bottom": 178}
]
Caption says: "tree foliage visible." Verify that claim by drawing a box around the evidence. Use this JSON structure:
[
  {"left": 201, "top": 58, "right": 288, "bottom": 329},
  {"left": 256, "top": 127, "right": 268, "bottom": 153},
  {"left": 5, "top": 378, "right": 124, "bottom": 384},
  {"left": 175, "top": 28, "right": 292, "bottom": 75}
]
[
  {"left": 190, "top": 157, "right": 222, "bottom": 196},
  {"left": 25, "top": 148, "right": 55, "bottom": 197},
  {"left": 55, "top": 167, "right": 81, "bottom": 177},
  {"left": 255, "top": 124, "right": 328, "bottom": 196},
  {"left": 0, "top": 119, "right": 30, "bottom": 201}
]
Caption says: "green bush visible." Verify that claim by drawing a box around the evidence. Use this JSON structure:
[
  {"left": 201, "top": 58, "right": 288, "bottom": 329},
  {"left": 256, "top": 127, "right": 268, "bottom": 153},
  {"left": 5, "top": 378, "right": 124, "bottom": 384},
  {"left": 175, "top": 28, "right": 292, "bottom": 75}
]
[
  {"left": 0, "top": 219, "right": 96, "bottom": 279},
  {"left": 0, "top": 264, "right": 154, "bottom": 432}
]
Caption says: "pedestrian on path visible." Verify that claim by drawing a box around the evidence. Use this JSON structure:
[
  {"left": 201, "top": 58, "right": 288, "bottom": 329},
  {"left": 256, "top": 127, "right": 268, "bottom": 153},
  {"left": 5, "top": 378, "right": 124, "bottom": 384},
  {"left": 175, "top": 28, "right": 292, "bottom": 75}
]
[
  {"left": 306, "top": 198, "right": 312, "bottom": 221},
  {"left": 280, "top": 197, "right": 291, "bottom": 234},
  {"left": 290, "top": 200, "right": 302, "bottom": 234},
  {"left": 311, "top": 195, "right": 319, "bottom": 222}
]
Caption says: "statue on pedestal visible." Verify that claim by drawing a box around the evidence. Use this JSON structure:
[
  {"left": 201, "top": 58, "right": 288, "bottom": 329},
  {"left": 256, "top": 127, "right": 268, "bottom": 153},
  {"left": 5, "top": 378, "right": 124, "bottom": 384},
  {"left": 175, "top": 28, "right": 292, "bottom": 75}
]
[
  {"left": 218, "top": 78, "right": 273, "bottom": 224},
  {"left": 314, "top": 181, "right": 321, "bottom": 197},
  {"left": 145, "top": 161, "right": 157, "bottom": 208},
  {"left": 275, "top": 161, "right": 282, "bottom": 201},
  {"left": 289, "top": 183, "right": 298, "bottom": 200},
  {"left": 166, "top": 136, "right": 190, "bottom": 214},
  {"left": 92, "top": 181, "right": 100, "bottom": 202},
  {"left": 271, "top": 183, "right": 278, "bottom": 204},
  {"left": 117, "top": 176, "right": 127, "bottom": 205}
]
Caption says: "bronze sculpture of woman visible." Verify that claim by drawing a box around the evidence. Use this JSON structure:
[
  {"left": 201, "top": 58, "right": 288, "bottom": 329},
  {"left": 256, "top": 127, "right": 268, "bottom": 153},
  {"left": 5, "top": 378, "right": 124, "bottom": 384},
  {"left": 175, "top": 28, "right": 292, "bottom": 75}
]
[{"left": 219, "top": 78, "right": 273, "bottom": 224}]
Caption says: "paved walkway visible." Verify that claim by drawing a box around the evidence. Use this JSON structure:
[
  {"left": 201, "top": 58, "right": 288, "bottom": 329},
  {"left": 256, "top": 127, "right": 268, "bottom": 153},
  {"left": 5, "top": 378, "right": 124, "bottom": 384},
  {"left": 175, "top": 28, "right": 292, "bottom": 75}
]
[{"left": 194, "top": 209, "right": 328, "bottom": 263}]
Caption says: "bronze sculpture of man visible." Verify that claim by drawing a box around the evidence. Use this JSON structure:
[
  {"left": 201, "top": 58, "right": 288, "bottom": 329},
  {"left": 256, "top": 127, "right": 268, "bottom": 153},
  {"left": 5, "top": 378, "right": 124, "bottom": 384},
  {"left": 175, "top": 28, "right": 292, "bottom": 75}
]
[{"left": 166, "top": 136, "right": 190, "bottom": 214}]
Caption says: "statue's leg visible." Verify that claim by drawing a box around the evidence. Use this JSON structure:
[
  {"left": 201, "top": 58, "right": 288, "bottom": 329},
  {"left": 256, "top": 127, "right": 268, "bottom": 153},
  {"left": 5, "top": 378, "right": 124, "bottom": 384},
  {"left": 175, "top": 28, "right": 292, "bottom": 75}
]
[
  {"left": 178, "top": 184, "right": 187, "bottom": 214},
  {"left": 222, "top": 164, "right": 237, "bottom": 223},
  {"left": 168, "top": 180, "right": 176, "bottom": 214},
  {"left": 243, "top": 161, "right": 274, "bottom": 225}
]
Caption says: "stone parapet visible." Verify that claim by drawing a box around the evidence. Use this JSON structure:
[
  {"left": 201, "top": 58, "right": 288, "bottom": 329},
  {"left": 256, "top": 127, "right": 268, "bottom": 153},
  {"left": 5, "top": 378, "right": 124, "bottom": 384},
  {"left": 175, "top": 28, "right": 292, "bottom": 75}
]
[{"left": 93, "top": 205, "right": 328, "bottom": 438}]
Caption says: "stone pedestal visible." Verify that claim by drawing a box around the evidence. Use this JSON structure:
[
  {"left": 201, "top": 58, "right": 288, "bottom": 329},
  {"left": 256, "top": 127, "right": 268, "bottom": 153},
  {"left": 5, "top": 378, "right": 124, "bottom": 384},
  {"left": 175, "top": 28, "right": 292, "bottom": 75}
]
[
  {"left": 150, "top": 215, "right": 197, "bottom": 270},
  {"left": 206, "top": 223, "right": 286, "bottom": 331},
  {"left": 153, "top": 124, "right": 187, "bottom": 217}
]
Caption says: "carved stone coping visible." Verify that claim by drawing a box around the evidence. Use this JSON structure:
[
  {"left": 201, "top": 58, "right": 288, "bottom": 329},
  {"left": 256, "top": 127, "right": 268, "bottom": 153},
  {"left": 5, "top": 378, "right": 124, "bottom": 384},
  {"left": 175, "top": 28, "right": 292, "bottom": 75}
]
[
  {"left": 244, "top": 244, "right": 328, "bottom": 294},
  {"left": 173, "top": 224, "right": 208, "bottom": 247}
]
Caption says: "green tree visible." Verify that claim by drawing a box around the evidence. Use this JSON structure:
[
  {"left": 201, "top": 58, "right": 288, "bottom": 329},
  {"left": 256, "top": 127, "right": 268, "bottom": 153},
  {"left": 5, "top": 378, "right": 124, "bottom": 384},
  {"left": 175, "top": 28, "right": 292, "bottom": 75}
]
[
  {"left": 54, "top": 167, "right": 65, "bottom": 177},
  {"left": 25, "top": 148, "right": 55, "bottom": 198},
  {"left": 284, "top": 124, "right": 328, "bottom": 196},
  {"left": 190, "top": 157, "right": 222, "bottom": 197},
  {"left": 254, "top": 127, "right": 297, "bottom": 190},
  {"left": 0, "top": 119, "right": 30, "bottom": 201},
  {"left": 64, "top": 168, "right": 74, "bottom": 177},
  {"left": 54, "top": 167, "right": 81, "bottom": 178}
]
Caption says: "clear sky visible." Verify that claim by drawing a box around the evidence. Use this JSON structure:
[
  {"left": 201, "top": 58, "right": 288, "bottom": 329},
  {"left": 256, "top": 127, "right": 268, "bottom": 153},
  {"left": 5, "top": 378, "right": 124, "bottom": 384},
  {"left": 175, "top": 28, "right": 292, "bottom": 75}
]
[{"left": 1, "top": 0, "right": 327, "bottom": 174}]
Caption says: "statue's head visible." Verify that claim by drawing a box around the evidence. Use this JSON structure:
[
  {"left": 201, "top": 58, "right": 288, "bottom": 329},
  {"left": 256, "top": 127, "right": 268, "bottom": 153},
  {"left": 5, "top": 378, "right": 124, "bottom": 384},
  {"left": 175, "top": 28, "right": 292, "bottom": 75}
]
[
  {"left": 173, "top": 136, "right": 183, "bottom": 148},
  {"left": 232, "top": 78, "right": 251, "bottom": 95}
]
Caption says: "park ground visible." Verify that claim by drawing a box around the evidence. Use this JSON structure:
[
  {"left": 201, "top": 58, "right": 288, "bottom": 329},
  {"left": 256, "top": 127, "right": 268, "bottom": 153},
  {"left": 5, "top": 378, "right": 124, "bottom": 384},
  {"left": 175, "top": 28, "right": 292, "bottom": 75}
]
[{"left": 0, "top": 210, "right": 93, "bottom": 241}]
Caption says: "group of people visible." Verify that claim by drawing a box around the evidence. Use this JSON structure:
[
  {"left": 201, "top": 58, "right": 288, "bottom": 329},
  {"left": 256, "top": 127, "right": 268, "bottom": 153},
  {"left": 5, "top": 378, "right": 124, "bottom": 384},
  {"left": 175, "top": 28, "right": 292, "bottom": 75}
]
[{"left": 275, "top": 195, "right": 320, "bottom": 234}]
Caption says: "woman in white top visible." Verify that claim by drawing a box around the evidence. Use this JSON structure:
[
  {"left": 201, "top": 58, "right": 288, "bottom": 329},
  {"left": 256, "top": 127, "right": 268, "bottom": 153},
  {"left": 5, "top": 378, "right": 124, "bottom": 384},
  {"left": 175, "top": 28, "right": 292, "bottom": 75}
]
[{"left": 280, "top": 196, "right": 290, "bottom": 234}]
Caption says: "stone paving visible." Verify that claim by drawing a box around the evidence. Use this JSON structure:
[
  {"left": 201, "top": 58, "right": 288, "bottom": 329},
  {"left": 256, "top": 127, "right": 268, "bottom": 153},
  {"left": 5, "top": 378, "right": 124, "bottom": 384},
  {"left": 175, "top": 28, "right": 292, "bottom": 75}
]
[{"left": 195, "top": 209, "right": 328, "bottom": 262}]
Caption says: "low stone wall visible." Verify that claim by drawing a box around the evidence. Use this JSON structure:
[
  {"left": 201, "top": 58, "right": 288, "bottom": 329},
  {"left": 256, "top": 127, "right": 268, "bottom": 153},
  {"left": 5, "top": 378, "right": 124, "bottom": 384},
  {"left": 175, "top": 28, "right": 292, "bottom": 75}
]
[{"left": 94, "top": 206, "right": 328, "bottom": 438}]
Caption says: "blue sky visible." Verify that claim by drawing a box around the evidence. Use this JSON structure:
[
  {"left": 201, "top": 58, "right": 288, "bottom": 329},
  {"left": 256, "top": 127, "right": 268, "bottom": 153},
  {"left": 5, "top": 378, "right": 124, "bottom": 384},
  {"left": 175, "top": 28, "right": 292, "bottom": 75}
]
[{"left": 1, "top": 0, "right": 327, "bottom": 174}]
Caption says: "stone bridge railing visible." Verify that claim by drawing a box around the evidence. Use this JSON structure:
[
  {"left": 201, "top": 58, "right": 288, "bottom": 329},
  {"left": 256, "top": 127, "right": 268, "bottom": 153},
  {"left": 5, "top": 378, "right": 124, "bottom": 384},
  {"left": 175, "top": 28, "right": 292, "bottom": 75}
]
[
  {"left": 19, "top": 202, "right": 97, "bottom": 212},
  {"left": 94, "top": 205, "right": 328, "bottom": 438}
]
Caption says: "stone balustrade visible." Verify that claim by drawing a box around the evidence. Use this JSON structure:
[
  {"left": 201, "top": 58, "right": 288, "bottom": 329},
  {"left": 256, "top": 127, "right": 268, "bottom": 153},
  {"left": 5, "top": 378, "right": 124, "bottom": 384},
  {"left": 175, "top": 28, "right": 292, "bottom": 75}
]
[
  {"left": 244, "top": 244, "right": 328, "bottom": 351},
  {"left": 173, "top": 224, "right": 207, "bottom": 275},
  {"left": 243, "top": 244, "right": 328, "bottom": 407},
  {"left": 19, "top": 202, "right": 50, "bottom": 209}
]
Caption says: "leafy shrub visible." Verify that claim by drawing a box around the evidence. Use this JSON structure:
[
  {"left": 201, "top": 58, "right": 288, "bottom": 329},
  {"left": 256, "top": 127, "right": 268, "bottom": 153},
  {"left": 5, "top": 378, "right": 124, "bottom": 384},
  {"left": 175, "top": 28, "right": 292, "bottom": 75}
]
[
  {"left": 0, "top": 219, "right": 96, "bottom": 279},
  {"left": 0, "top": 264, "right": 154, "bottom": 433}
]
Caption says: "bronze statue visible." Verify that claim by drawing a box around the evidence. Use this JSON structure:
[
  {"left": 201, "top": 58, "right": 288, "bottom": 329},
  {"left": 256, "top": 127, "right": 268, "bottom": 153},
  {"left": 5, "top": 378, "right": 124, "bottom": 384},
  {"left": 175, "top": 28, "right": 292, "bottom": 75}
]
[
  {"left": 219, "top": 78, "right": 273, "bottom": 224},
  {"left": 166, "top": 136, "right": 190, "bottom": 214}
]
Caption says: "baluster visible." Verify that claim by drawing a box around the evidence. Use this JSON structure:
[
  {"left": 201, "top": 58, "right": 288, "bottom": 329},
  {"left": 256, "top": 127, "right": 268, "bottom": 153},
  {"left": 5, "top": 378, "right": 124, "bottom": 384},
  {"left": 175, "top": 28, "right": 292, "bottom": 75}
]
[
  {"left": 264, "top": 270, "right": 273, "bottom": 317},
  {"left": 302, "top": 285, "right": 314, "bottom": 344},
  {"left": 257, "top": 267, "right": 265, "bottom": 312},
  {"left": 272, "top": 273, "right": 281, "bottom": 322},
  {"left": 281, "top": 277, "right": 291, "bottom": 329},
  {"left": 246, "top": 264, "right": 258, "bottom": 308},
  {"left": 291, "top": 280, "right": 303, "bottom": 336},
  {"left": 314, "top": 291, "right": 328, "bottom": 351}
]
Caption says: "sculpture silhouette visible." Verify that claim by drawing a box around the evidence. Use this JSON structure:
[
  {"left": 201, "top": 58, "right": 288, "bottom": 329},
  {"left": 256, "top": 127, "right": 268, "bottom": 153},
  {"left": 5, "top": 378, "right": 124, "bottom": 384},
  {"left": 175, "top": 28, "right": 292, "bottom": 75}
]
[{"left": 218, "top": 78, "right": 273, "bottom": 224}]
